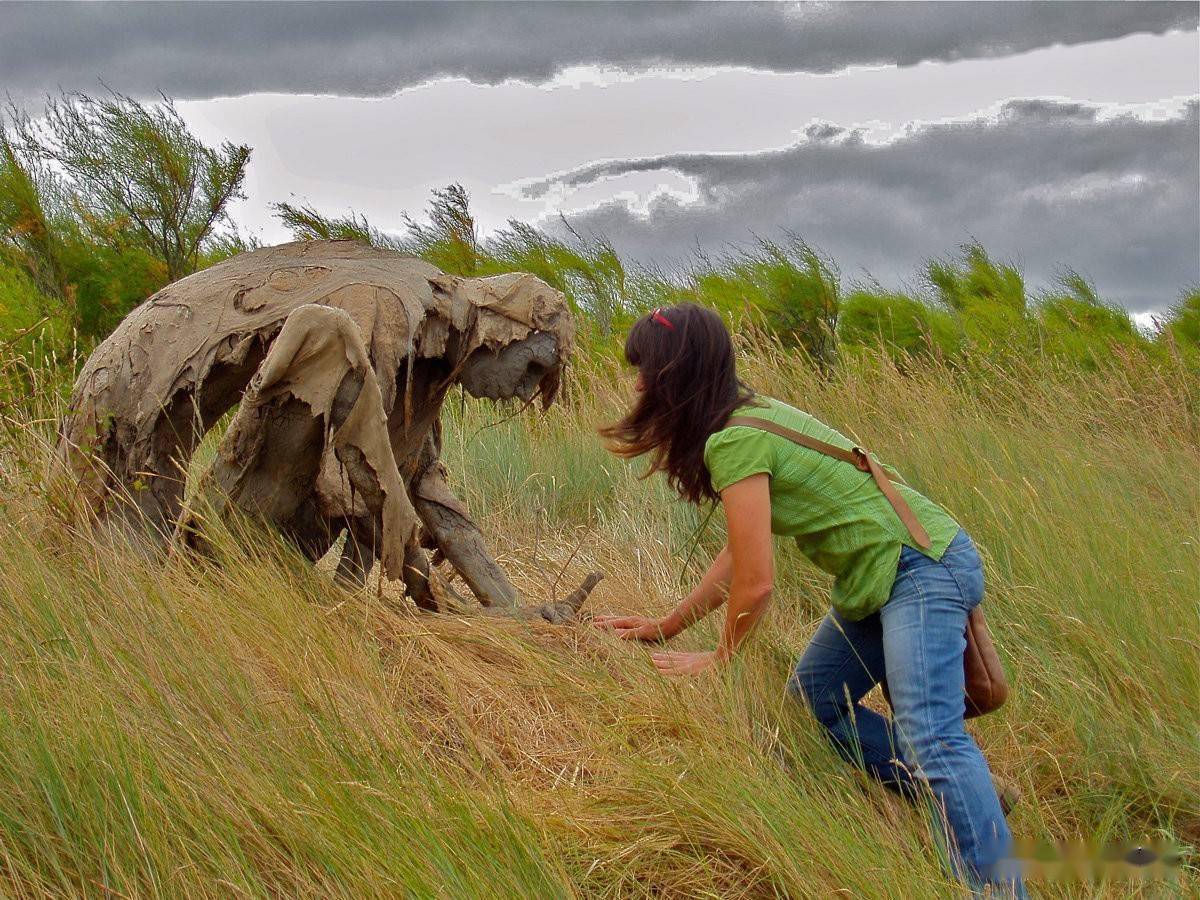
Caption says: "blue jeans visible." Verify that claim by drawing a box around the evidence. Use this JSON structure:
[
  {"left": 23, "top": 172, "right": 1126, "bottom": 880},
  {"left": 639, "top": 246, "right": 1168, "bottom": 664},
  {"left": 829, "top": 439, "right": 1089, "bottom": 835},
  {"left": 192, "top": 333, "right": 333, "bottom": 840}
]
[{"left": 789, "top": 529, "right": 1025, "bottom": 896}]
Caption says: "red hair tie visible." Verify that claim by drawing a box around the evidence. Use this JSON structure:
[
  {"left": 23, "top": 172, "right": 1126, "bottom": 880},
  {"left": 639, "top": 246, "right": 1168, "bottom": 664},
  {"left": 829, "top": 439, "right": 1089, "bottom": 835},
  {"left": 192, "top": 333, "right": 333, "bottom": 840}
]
[{"left": 651, "top": 307, "right": 675, "bottom": 330}]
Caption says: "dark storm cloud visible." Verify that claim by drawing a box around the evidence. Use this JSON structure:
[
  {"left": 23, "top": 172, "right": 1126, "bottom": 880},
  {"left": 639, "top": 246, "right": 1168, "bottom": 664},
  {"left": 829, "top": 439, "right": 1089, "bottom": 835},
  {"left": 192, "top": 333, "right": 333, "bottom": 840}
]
[
  {"left": 537, "top": 99, "right": 1200, "bottom": 313},
  {"left": 1, "top": 1, "right": 1195, "bottom": 104}
]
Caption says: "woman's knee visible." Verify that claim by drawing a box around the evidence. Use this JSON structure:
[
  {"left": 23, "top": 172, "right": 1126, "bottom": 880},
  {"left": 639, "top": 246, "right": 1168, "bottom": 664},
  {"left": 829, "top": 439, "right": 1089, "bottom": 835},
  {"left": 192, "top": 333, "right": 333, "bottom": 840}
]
[{"left": 788, "top": 659, "right": 846, "bottom": 729}]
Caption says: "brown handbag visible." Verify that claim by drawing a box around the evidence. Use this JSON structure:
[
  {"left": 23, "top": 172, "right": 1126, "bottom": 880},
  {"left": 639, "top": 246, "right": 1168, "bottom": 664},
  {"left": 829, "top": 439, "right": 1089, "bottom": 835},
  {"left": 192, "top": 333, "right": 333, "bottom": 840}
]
[
  {"left": 724, "top": 416, "right": 1008, "bottom": 718},
  {"left": 960, "top": 606, "right": 1008, "bottom": 717}
]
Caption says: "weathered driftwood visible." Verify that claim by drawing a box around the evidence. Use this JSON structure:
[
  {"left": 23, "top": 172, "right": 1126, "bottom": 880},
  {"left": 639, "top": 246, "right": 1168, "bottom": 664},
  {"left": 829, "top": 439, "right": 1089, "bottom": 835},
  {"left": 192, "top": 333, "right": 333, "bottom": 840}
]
[{"left": 56, "top": 240, "right": 600, "bottom": 620}]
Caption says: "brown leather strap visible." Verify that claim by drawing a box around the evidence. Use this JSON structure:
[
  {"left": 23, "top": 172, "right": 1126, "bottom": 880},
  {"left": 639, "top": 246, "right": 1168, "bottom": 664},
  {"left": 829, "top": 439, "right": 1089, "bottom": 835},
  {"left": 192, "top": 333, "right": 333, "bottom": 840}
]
[{"left": 725, "top": 415, "right": 932, "bottom": 550}]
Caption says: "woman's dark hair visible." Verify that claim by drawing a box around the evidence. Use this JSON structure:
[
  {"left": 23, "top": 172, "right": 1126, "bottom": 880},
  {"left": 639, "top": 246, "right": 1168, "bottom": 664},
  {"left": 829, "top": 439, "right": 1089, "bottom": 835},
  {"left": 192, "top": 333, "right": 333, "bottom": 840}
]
[{"left": 599, "top": 303, "right": 755, "bottom": 505}]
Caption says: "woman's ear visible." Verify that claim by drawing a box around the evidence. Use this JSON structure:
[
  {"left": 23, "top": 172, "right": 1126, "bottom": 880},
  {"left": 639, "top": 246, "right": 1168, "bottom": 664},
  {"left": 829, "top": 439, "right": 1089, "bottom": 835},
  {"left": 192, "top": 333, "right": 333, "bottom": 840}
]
[{"left": 635, "top": 369, "right": 646, "bottom": 393}]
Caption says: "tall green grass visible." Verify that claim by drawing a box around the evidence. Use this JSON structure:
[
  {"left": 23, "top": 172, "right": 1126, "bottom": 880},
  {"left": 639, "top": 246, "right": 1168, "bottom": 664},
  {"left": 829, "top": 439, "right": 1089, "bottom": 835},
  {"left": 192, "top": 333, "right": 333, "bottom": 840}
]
[{"left": 0, "top": 337, "right": 1195, "bottom": 897}]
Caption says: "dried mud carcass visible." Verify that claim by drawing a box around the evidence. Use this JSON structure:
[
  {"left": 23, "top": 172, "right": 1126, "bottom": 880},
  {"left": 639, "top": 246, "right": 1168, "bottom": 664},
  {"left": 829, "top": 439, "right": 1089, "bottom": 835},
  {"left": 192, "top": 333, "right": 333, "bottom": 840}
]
[{"left": 55, "top": 240, "right": 600, "bottom": 621}]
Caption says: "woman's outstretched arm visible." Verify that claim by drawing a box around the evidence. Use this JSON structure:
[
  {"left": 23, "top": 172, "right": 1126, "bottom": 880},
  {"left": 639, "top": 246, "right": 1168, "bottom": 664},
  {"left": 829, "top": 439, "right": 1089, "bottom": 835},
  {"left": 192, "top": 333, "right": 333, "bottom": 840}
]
[
  {"left": 662, "top": 543, "right": 734, "bottom": 633},
  {"left": 653, "top": 473, "right": 775, "bottom": 675},
  {"left": 714, "top": 473, "right": 775, "bottom": 659},
  {"left": 592, "top": 544, "right": 732, "bottom": 641}
]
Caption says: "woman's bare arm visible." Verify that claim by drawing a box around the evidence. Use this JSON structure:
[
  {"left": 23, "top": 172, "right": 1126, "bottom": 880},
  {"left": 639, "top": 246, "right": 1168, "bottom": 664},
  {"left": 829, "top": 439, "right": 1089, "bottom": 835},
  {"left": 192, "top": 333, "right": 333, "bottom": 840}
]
[
  {"left": 714, "top": 473, "right": 775, "bottom": 660},
  {"left": 660, "top": 544, "right": 733, "bottom": 635},
  {"left": 652, "top": 473, "right": 775, "bottom": 675},
  {"left": 592, "top": 544, "right": 732, "bottom": 641}
]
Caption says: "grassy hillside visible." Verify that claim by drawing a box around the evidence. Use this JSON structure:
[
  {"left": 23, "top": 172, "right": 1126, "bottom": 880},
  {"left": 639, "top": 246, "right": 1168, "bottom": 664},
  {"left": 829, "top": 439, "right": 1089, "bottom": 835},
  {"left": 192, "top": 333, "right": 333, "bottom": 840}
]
[{"left": 0, "top": 336, "right": 1195, "bottom": 898}]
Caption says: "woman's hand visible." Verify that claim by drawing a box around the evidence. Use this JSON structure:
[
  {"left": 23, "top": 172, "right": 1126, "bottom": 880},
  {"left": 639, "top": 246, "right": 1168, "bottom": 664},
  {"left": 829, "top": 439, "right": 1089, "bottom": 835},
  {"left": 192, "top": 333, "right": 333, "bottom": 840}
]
[
  {"left": 592, "top": 614, "right": 677, "bottom": 643},
  {"left": 651, "top": 649, "right": 720, "bottom": 676}
]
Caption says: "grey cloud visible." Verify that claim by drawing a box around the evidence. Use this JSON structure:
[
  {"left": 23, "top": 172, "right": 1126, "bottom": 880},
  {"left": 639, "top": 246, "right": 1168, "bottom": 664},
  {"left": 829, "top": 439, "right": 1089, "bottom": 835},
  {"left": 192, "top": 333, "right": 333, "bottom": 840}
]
[
  {"left": 999, "top": 99, "right": 1101, "bottom": 121},
  {"left": 1, "top": 1, "right": 1195, "bottom": 105},
  {"left": 804, "top": 122, "right": 851, "bottom": 143},
  {"left": 539, "top": 99, "right": 1200, "bottom": 313}
]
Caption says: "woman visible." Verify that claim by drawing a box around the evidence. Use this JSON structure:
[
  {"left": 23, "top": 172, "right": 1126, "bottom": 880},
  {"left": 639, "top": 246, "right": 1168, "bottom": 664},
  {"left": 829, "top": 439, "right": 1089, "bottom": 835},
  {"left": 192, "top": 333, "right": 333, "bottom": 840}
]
[{"left": 593, "top": 303, "right": 1023, "bottom": 895}]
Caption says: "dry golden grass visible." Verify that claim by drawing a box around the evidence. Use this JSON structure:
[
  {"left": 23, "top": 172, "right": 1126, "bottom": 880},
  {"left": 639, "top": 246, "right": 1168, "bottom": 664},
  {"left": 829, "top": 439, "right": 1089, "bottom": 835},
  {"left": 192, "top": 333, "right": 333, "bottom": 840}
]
[{"left": 0, "top": 339, "right": 1195, "bottom": 897}]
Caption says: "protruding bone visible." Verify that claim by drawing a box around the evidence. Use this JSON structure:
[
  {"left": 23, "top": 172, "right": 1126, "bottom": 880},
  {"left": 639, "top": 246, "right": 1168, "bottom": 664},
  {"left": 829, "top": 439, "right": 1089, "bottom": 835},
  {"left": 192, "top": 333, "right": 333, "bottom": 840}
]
[{"left": 486, "top": 572, "right": 604, "bottom": 624}]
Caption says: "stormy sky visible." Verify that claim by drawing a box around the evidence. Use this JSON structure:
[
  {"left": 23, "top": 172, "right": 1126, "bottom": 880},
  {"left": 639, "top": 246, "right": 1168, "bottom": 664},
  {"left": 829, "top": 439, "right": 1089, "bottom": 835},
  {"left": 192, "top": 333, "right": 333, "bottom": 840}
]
[{"left": 2, "top": 1, "right": 1197, "bottom": 314}]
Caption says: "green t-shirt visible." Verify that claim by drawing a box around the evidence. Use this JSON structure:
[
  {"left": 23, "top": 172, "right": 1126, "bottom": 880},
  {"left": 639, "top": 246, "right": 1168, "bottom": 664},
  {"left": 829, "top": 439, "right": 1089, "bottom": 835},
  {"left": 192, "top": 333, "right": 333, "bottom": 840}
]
[{"left": 703, "top": 396, "right": 960, "bottom": 620}]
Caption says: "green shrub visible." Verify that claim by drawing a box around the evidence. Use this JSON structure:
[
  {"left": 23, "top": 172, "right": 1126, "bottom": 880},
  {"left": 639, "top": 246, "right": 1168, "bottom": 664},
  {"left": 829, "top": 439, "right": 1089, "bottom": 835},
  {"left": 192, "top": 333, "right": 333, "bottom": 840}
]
[
  {"left": 1158, "top": 287, "right": 1200, "bottom": 357},
  {"left": 926, "top": 241, "right": 1034, "bottom": 356},
  {"left": 838, "top": 289, "right": 961, "bottom": 362},
  {"left": 1035, "top": 271, "right": 1147, "bottom": 369},
  {"left": 687, "top": 237, "right": 840, "bottom": 368}
]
